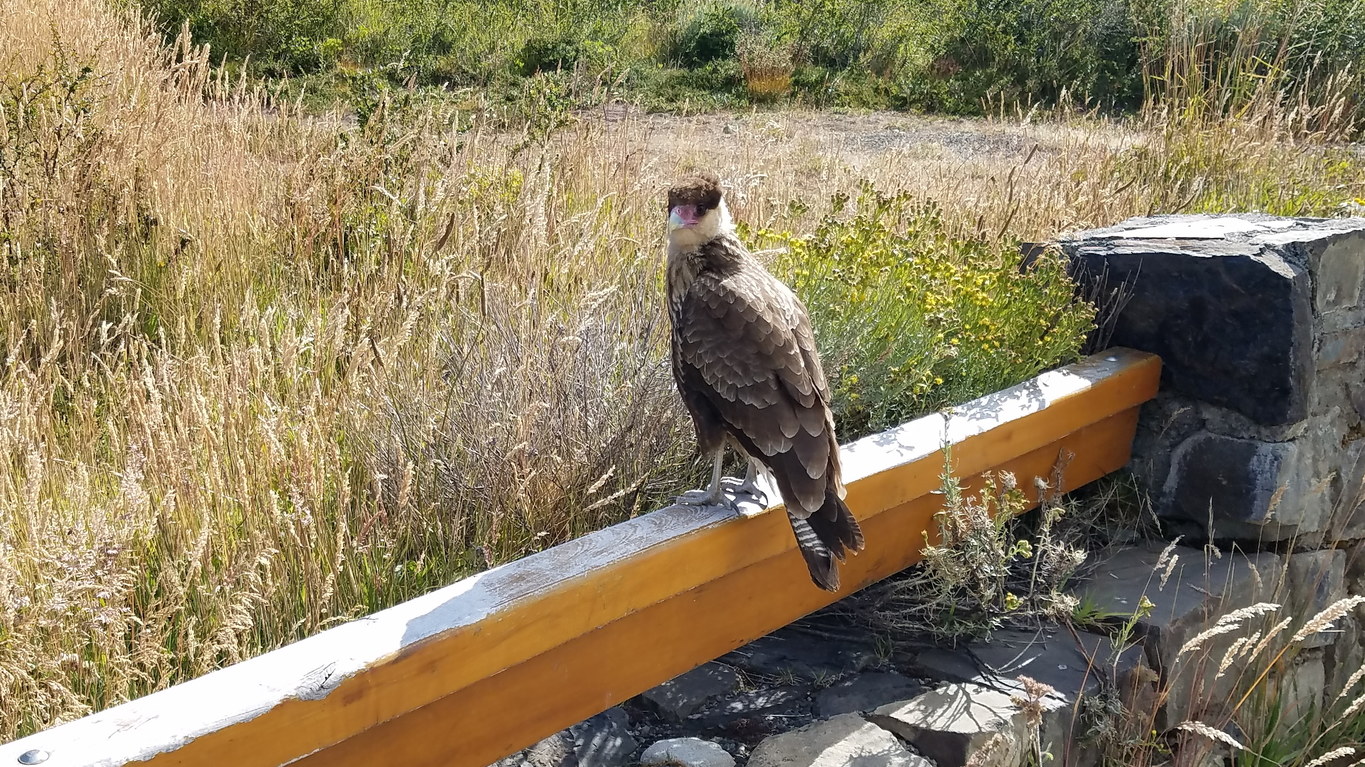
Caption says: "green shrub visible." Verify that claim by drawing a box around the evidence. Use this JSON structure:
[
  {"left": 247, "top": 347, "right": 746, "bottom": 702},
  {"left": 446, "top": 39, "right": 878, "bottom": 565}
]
[
  {"left": 902, "top": 0, "right": 1143, "bottom": 112},
  {"left": 635, "top": 60, "right": 747, "bottom": 111},
  {"left": 518, "top": 35, "right": 585, "bottom": 75},
  {"left": 778, "top": 0, "right": 891, "bottom": 70},
  {"left": 669, "top": 0, "right": 762, "bottom": 68},
  {"left": 791, "top": 65, "right": 896, "bottom": 108},
  {"left": 144, "top": 0, "right": 348, "bottom": 75},
  {"left": 758, "top": 186, "right": 1096, "bottom": 439},
  {"left": 853, "top": 464, "right": 1086, "bottom": 644}
]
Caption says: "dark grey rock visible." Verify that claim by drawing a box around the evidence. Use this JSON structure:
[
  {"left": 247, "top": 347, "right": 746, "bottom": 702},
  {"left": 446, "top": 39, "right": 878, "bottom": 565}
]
[
  {"left": 915, "top": 630, "right": 1141, "bottom": 699},
  {"left": 1318, "top": 328, "right": 1365, "bottom": 369},
  {"left": 640, "top": 737, "right": 735, "bottom": 767},
  {"left": 1054, "top": 215, "right": 1365, "bottom": 542},
  {"left": 1310, "top": 230, "right": 1365, "bottom": 313},
  {"left": 1057, "top": 215, "right": 1318, "bottom": 426},
  {"left": 1287, "top": 550, "right": 1347, "bottom": 649},
  {"left": 912, "top": 629, "right": 1147, "bottom": 766},
  {"left": 721, "top": 627, "right": 879, "bottom": 682},
  {"left": 1331, "top": 439, "right": 1365, "bottom": 539},
  {"left": 1325, "top": 613, "right": 1364, "bottom": 698},
  {"left": 869, "top": 683, "right": 1029, "bottom": 767},
  {"left": 1275, "top": 654, "right": 1327, "bottom": 723},
  {"left": 640, "top": 663, "right": 741, "bottom": 721},
  {"left": 1074, "top": 543, "right": 1282, "bottom": 726},
  {"left": 1129, "top": 393, "right": 1208, "bottom": 496},
  {"left": 1162, "top": 433, "right": 1303, "bottom": 530},
  {"left": 570, "top": 708, "right": 636, "bottom": 767},
  {"left": 1076, "top": 544, "right": 1282, "bottom": 661},
  {"left": 693, "top": 686, "right": 809, "bottom": 728},
  {"left": 814, "top": 672, "right": 924, "bottom": 718},
  {"left": 747, "top": 713, "right": 933, "bottom": 767}
]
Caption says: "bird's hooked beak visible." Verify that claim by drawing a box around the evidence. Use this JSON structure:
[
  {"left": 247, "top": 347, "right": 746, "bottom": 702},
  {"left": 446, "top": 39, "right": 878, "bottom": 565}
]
[{"left": 668, "top": 204, "right": 700, "bottom": 231}]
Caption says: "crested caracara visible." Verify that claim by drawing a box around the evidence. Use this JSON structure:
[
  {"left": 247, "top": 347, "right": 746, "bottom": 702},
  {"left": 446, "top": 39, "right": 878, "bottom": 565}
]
[{"left": 664, "top": 170, "right": 865, "bottom": 592}]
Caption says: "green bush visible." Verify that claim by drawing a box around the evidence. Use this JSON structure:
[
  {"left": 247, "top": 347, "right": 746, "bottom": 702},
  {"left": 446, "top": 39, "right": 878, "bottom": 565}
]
[
  {"left": 134, "top": 0, "right": 1365, "bottom": 122},
  {"left": 757, "top": 186, "right": 1096, "bottom": 439},
  {"left": 778, "top": 0, "right": 890, "bottom": 70},
  {"left": 669, "top": 0, "right": 762, "bottom": 68},
  {"left": 144, "top": 0, "right": 348, "bottom": 75},
  {"left": 902, "top": 0, "right": 1143, "bottom": 112},
  {"left": 635, "top": 60, "right": 747, "bottom": 111},
  {"left": 518, "top": 35, "right": 585, "bottom": 75}
]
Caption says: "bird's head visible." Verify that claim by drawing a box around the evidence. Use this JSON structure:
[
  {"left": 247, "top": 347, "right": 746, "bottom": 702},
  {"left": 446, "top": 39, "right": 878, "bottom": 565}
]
[{"left": 666, "top": 170, "right": 732, "bottom": 251}]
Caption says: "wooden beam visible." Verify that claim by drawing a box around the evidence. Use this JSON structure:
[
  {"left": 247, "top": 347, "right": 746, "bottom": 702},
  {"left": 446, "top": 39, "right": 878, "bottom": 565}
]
[{"left": 0, "top": 349, "right": 1160, "bottom": 767}]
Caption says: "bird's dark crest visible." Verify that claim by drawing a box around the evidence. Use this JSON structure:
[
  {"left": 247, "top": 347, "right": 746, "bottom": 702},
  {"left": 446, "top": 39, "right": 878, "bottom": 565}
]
[{"left": 667, "top": 170, "right": 723, "bottom": 213}]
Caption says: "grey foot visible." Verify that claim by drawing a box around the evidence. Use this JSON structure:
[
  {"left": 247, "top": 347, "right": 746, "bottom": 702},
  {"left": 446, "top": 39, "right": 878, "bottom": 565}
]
[
  {"left": 721, "top": 476, "right": 767, "bottom": 501},
  {"left": 720, "top": 477, "right": 770, "bottom": 517},
  {"left": 674, "top": 487, "right": 736, "bottom": 510}
]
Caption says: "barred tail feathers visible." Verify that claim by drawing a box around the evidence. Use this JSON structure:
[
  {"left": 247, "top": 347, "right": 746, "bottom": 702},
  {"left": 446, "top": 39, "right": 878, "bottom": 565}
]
[{"left": 787, "top": 487, "right": 864, "bottom": 592}]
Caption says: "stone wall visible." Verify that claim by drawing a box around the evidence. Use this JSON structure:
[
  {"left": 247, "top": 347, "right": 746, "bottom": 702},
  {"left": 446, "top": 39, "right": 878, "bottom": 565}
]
[
  {"left": 1057, "top": 213, "right": 1365, "bottom": 737},
  {"left": 1059, "top": 214, "right": 1365, "bottom": 546}
]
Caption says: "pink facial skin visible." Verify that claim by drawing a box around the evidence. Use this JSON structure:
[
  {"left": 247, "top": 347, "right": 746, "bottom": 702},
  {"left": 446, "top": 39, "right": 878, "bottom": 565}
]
[{"left": 669, "top": 204, "right": 700, "bottom": 229}]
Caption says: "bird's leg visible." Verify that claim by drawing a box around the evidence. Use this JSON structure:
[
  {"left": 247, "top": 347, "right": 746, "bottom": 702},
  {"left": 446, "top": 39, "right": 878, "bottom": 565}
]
[
  {"left": 675, "top": 449, "right": 732, "bottom": 508},
  {"left": 724, "top": 459, "right": 770, "bottom": 507},
  {"left": 725, "top": 459, "right": 773, "bottom": 519}
]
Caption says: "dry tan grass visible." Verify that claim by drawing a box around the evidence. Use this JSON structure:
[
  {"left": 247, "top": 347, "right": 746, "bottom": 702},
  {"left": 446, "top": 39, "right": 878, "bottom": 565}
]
[{"left": 1, "top": 0, "right": 1363, "bottom": 741}]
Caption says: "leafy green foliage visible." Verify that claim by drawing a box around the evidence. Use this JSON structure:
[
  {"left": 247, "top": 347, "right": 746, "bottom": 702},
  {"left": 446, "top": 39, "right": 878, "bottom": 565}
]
[
  {"left": 144, "top": 0, "right": 347, "bottom": 75},
  {"left": 669, "top": 0, "right": 761, "bottom": 68},
  {"left": 135, "top": 0, "right": 1365, "bottom": 125},
  {"left": 759, "top": 187, "right": 1096, "bottom": 439},
  {"left": 908, "top": 0, "right": 1144, "bottom": 112}
]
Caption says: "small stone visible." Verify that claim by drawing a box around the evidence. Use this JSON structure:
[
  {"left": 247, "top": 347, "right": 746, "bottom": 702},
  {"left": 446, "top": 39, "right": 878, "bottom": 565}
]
[
  {"left": 747, "top": 713, "right": 933, "bottom": 767},
  {"left": 640, "top": 737, "right": 735, "bottom": 767},
  {"left": 722, "top": 123, "right": 739, "bottom": 135},
  {"left": 640, "top": 662, "right": 740, "bottom": 721},
  {"left": 814, "top": 672, "right": 924, "bottom": 718},
  {"left": 570, "top": 707, "right": 635, "bottom": 767}
]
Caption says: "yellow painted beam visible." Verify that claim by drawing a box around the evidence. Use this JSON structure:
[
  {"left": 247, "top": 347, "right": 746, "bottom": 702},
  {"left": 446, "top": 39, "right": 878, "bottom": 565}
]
[{"left": 0, "top": 349, "right": 1160, "bottom": 767}]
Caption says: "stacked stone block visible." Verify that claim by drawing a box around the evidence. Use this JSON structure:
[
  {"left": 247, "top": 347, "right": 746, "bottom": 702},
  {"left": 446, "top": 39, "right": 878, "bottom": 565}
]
[
  {"left": 1058, "top": 214, "right": 1365, "bottom": 545},
  {"left": 1058, "top": 214, "right": 1365, "bottom": 733}
]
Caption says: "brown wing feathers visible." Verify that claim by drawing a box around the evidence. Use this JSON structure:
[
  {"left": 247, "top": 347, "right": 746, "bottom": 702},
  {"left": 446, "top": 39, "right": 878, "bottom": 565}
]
[{"left": 666, "top": 173, "right": 865, "bottom": 591}]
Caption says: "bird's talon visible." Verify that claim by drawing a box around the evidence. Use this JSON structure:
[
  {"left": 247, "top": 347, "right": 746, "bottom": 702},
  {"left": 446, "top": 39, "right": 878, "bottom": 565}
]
[
  {"left": 674, "top": 489, "right": 731, "bottom": 509},
  {"left": 733, "top": 497, "right": 767, "bottom": 518}
]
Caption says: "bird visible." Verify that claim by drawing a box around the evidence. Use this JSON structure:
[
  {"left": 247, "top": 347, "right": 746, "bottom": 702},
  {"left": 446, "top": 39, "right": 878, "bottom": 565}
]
[{"left": 663, "top": 169, "right": 865, "bottom": 592}]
